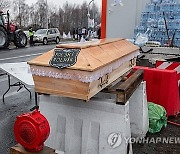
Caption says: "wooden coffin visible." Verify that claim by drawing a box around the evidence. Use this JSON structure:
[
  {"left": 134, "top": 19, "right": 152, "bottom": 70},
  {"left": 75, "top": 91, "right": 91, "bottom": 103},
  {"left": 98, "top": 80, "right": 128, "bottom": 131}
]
[{"left": 28, "top": 38, "right": 139, "bottom": 101}]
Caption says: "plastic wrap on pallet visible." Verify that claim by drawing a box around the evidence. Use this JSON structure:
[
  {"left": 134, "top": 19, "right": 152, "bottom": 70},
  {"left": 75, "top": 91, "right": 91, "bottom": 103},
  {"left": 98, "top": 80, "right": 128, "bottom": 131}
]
[{"left": 133, "top": 0, "right": 180, "bottom": 47}]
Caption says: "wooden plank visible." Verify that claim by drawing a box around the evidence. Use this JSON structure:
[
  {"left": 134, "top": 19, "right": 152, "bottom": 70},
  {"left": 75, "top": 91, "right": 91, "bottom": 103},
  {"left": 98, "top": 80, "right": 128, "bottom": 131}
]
[
  {"left": 100, "top": 43, "right": 124, "bottom": 60},
  {"left": 104, "top": 69, "right": 132, "bottom": 90},
  {"left": 28, "top": 39, "right": 139, "bottom": 72},
  {"left": 32, "top": 60, "right": 135, "bottom": 101},
  {"left": 33, "top": 75, "right": 89, "bottom": 100},
  {"left": 113, "top": 40, "right": 139, "bottom": 54},
  {"left": 102, "top": 69, "right": 144, "bottom": 104},
  {"left": 10, "top": 144, "right": 56, "bottom": 154},
  {"left": 27, "top": 50, "right": 54, "bottom": 67},
  {"left": 77, "top": 47, "right": 106, "bottom": 71},
  {"left": 56, "top": 38, "right": 122, "bottom": 49},
  {"left": 116, "top": 69, "right": 144, "bottom": 104},
  {"left": 116, "top": 69, "right": 144, "bottom": 91},
  {"left": 88, "top": 60, "right": 135, "bottom": 99},
  {"left": 35, "top": 87, "right": 89, "bottom": 101}
]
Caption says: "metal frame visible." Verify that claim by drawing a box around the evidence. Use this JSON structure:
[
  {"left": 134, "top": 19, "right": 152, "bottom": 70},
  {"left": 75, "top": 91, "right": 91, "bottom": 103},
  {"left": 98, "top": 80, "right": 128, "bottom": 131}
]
[{"left": 0, "top": 73, "right": 32, "bottom": 102}]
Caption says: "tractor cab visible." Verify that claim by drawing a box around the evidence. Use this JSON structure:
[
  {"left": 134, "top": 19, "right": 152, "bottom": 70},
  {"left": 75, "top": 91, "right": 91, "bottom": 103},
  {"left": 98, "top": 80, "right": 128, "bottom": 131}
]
[
  {"left": 0, "top": 10, "right": 16, "bottom": 32},
  {"left": 0, "top": 10, "right": 27, "bottom": 48},
  {"left": 0, "top": 10, "right": 5, "bottom": 26}
]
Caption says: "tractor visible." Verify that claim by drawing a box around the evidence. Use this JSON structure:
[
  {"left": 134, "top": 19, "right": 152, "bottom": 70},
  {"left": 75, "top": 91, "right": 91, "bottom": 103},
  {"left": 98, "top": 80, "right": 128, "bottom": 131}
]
[{"left": 0, "top": 10, "right": 27, "bottom": 48}]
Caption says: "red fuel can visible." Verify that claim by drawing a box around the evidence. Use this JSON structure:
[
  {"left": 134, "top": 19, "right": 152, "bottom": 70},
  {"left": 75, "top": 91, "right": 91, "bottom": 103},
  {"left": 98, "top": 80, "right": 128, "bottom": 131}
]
[{"left": 14, "top": 109, "right": 50, "bottom": 152}]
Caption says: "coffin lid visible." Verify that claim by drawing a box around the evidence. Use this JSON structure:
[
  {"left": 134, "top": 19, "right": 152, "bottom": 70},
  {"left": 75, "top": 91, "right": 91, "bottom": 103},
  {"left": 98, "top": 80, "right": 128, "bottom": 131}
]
[{"left": 28, "top": 38, "right": 139, "bottom": 72}]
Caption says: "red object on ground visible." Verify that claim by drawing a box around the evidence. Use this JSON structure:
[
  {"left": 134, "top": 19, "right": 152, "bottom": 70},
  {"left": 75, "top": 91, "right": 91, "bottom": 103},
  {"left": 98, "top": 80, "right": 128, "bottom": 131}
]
[
  {"left": 167, "top": 120, "right": 180, "bottom": 127},
  {"left": 132, "top": 66, "right": 180, "bottom": 116},
  {"left": 14, "top": 110, "right": 50, "bottom": 152},
  {"left": 156, "top": 61, "right": 180, "bottom": 82}
]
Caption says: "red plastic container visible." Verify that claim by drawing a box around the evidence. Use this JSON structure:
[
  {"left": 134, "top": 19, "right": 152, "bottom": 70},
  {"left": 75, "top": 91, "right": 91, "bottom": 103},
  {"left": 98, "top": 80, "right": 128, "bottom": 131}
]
[
  {"left": 14, "top": 110, "right": 50, "bottom": 152},
  {"left": 132, "top": 66, "right": 180, "bottom": 116},
  {"left": 156, "top": 61, "right": 180, "bottom": 81}
]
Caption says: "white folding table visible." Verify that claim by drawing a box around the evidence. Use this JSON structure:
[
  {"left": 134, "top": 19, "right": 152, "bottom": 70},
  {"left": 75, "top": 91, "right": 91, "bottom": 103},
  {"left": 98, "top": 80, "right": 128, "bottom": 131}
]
[{"left": 0, "top": 62, "right": 34, "bottom": 102}]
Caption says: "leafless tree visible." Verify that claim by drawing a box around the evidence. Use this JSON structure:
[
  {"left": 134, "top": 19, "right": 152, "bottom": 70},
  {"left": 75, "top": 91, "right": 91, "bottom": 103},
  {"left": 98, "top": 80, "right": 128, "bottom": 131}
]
[
  {"left": 0, "top": 0, "right": 10, "bottom": 11},
  {"left": 12, "top": 0, "right": 29, "bottom": 28},
  {"left": 11, "top": 0, "right": 101, "bottom": 33},
  {"left": 36, "top": 0, "right": 47, "bottom": 28}
]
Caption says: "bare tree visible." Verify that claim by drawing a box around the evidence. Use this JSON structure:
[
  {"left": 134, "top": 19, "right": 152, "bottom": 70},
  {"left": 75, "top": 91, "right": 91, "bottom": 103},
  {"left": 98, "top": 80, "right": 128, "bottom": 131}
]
[
  {"left": 80, "top": 2, "right": 88, "bottom": 28},
  {"left": 36, "top": 0, "right": 47, "bottom": 28},
  {"left": 12, "top": 0, "right": 29, "bottom": 28},
  {"left": 57, "top": 7, "right": 64, "bottom": 33},
  {"left": 61, "top": 2, "right": 73, "bottom": 33},
  {"left": 90, "top": 2, "right": 101, "bottom": 27},
  {"left": 72, "top": 5, "right": 82, "bottom": 29},
  {"left": 11, "top": 0, "right": 101, "bottom": 33},
  {"left": 20, "top": 3, "right": 30, "bottom": 27},
  {"left": 0, "top": 0, "right": 10, "bottom": 10}
]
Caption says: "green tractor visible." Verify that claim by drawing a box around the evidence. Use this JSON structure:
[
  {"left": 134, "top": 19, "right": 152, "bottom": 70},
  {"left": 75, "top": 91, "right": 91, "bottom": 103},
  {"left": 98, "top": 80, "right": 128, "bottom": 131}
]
[{"left": 0, "top": 10, "right": 27, "bottom": 48}]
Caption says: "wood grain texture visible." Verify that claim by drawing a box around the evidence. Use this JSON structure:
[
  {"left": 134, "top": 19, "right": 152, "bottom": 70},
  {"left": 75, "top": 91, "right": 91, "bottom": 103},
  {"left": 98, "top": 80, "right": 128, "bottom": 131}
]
[
  {"left": 28, "top": 39, "right": 139, "bottom": 72},
  {"left": 102, "top": 69, "right": 144, "bottom": 104},
  {"left": 10, "top": 144, "right": 56, "bottom": 154},
  {"left": 32, "top": 60, "right": 135, "bottom": 101}
]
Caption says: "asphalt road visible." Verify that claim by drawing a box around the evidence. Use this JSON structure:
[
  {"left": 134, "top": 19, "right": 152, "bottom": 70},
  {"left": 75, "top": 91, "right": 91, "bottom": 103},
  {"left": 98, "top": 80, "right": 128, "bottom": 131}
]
[{"left": 0, "top": 43, "right": 59, "bottom": 154}]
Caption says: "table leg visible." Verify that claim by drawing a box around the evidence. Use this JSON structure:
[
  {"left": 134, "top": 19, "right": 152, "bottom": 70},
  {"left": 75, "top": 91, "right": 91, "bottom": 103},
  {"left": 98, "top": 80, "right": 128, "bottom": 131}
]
[
  {"left": 2, "top": 75, "right": 11, "bottom": 102},
  {"left": 2, "top": 74, "right": 32, "bottom": 102}
]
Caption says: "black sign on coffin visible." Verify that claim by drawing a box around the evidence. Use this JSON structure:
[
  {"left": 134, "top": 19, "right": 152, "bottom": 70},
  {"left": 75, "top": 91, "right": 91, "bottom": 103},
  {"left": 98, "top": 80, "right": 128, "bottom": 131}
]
[{"left": 49, "top": 48, "right": 80, "bottom": 69}]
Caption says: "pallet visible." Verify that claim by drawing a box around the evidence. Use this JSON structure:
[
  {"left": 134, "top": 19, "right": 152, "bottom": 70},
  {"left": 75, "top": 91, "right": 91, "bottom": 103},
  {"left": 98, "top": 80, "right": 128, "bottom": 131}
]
[
  {"left": 10, "top": 144, "right": 56, "bottom": 154},
  {"left": 102, "top": 69, "right": 144, "bottom": 104}
]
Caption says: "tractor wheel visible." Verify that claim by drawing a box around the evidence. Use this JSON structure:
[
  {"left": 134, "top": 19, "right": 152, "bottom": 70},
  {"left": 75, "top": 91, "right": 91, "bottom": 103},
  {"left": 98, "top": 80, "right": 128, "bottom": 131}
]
[
  {"left": 0, "top": 26, "right": 9, "bottom": 48},
  {"left": 14, "top": 30, "right": 27, "bottom": 48}
]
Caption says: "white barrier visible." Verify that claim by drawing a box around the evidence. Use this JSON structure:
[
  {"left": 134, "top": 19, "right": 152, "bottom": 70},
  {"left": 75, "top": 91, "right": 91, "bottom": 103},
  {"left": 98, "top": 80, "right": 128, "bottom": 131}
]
[
  {"left": 129, "top": 81, "right": 149, "bottom": 138},
  {"left": 95, "top": 81, "right": 149, "bottom": 138},
  {"left": 39, "top": 96, "right": 132, "bottom": 154}
]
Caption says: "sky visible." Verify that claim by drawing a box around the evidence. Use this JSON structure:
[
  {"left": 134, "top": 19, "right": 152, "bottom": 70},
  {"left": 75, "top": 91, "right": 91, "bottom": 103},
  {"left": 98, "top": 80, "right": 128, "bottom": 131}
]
[{"left": 24, "top": 0, "right": 102, "bottom": 8}]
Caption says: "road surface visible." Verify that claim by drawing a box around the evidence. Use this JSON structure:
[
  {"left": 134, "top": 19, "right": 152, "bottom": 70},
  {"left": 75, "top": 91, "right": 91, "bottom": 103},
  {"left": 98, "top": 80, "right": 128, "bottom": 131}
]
[{"left": 0, "top": 44, "right": 60, "bottom": 154}]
